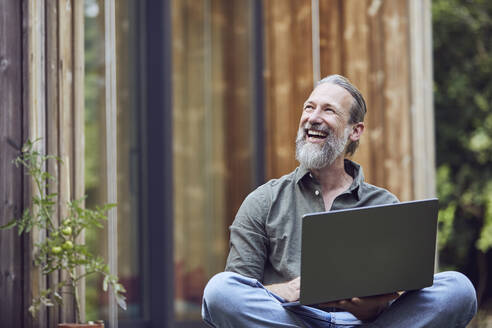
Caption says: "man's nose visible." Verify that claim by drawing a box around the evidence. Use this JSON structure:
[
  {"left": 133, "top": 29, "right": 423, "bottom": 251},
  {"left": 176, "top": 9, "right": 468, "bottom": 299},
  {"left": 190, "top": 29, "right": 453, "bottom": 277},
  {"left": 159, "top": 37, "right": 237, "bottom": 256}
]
[{"left": 307, "top": 107, "right": 323, "bottom": 124}]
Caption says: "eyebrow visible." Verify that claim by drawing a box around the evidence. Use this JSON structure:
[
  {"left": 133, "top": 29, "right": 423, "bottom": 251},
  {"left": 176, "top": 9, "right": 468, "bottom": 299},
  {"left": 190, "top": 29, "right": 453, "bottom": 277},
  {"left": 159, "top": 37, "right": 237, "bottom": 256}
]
[{"left": 304, "top": 100, "right": 338, "bottom": 111}]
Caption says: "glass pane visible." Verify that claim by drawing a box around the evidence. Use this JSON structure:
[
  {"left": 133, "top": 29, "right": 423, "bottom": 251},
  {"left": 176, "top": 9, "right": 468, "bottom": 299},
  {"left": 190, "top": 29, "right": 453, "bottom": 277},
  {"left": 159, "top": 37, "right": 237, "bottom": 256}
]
[
  {"left": 171, "top": 0, "right": 256, "bottom": 321},
  {"left": 84, "top": 0, "right": 142, "bottom": 322}
]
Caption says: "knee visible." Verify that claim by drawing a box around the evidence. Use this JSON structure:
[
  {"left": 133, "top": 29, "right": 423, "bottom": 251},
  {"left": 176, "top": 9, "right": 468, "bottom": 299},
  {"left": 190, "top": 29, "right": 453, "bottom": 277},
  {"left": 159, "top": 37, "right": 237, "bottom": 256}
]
[
  {"left": 435, "top": 271, "right": 477, "bottom": 315},
  {"left": 202, "top": 271, "right": 245, "bottom": 318}
]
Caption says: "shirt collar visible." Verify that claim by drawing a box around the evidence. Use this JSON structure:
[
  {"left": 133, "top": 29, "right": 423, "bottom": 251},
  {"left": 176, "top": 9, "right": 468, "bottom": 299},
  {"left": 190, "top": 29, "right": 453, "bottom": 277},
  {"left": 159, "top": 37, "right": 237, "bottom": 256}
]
[{"left": 295, "top": 159, "right": 365, "bottom": 200}]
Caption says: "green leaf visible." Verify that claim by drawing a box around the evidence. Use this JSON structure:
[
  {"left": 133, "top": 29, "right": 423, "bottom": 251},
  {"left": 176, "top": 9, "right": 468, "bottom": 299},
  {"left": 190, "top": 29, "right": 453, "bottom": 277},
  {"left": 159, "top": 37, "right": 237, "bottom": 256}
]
[
  {"left": 115, "top": 283, "right": 127, "bottom": 293},
  {"left": 0, "top": 219, "right": 17, "bottom": 230},
  {"left": 116, "top": 294, "right": 127, "bottom": 310},
  {"left": 28, "top": 304, "right": 37, "bottom": 318},
  {"left": 53, "top": 291, "right": 63, "bottom": 304},
  {"left": 103, "top": 275, "right": 109, "bottom": 291}
]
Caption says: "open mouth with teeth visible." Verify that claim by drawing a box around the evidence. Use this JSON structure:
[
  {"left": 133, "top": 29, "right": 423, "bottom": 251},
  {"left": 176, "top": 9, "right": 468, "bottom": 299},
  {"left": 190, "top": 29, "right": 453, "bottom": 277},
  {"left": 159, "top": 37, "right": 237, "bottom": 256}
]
[{"left": 306, "top": 129, "right": 328, "bottom": 142}]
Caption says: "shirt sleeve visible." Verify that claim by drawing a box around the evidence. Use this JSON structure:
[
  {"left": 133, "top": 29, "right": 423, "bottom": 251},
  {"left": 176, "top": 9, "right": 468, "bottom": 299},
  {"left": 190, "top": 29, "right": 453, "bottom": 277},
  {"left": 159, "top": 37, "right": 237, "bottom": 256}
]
[{"left": 225, "top": 185, "right": 270, "bottom": 281}]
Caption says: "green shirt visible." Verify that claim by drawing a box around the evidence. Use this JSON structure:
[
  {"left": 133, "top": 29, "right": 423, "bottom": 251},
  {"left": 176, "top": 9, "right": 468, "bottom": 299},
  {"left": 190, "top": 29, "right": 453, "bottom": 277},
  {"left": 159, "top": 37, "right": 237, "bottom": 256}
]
[{"left": 225, "top": 160, "right": 399, "bottom": 285}]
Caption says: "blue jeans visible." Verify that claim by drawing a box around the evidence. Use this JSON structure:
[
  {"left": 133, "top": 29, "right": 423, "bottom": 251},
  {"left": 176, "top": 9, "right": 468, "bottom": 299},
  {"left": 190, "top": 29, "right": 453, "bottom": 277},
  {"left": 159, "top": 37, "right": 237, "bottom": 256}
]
[{"left": 202, "top": 271, "right": 477, "bottom": 328}]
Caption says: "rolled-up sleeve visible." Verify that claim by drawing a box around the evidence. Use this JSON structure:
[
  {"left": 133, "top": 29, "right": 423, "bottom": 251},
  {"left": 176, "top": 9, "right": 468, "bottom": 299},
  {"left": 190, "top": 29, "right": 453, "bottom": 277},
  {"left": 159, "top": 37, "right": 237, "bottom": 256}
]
[{"left": 225, "top": 185, "right": 270, "bottom": 281}]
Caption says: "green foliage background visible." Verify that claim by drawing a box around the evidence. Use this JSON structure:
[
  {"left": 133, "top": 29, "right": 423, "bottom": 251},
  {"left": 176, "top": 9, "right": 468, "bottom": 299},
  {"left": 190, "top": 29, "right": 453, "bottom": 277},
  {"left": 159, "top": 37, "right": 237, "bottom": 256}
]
[{"left": 433, "top": 0, "right": 492, "bottom": 297}]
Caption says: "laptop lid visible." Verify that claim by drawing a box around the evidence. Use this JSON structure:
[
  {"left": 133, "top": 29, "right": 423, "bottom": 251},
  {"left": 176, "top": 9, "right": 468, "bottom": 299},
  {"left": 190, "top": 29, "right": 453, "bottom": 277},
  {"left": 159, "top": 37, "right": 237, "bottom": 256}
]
[{"left": 299, "top": 198, "right": 438, "bottom": 306}]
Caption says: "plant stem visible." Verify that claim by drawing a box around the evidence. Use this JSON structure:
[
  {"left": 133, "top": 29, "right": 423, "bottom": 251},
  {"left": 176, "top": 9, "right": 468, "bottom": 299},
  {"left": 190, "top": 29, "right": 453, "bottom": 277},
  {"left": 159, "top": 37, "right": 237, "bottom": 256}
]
[
  {"left": 32, "top": 168, "right": 55, "bottom": 231},
  {"left": 72, "top": 269, "right": 81, "bottom": 324}
]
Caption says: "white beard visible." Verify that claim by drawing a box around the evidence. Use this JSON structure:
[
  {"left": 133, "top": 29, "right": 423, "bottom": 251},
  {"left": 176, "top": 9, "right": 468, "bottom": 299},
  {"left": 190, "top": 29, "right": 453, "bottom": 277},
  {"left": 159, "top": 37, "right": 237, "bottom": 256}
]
[{"left": 295, "top": 123, "right": 350, "bottom": 170}]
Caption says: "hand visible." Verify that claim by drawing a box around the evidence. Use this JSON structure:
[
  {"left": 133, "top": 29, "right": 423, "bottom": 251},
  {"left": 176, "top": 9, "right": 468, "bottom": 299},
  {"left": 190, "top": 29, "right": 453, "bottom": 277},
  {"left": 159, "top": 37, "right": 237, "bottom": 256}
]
[
  {"left": 265, "top": 277, "right": 300, "bottom": 302},
  {"left": 318, "top": 292, "right": 400, "bottom": 321}
]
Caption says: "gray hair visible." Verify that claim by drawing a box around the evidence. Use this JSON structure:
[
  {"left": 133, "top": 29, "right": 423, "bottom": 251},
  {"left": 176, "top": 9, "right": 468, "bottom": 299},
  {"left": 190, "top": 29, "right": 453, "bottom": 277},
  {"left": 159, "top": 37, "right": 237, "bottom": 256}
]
[{"left": 316, "top": 74, "right": 367, "bottom": 156}]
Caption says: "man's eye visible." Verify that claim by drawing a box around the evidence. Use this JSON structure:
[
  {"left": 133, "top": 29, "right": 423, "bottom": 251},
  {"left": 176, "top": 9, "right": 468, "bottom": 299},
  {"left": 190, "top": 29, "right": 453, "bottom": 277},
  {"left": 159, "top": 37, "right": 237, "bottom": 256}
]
[{"left": 304, "top": 106, "right": 313, "bottom": 111}]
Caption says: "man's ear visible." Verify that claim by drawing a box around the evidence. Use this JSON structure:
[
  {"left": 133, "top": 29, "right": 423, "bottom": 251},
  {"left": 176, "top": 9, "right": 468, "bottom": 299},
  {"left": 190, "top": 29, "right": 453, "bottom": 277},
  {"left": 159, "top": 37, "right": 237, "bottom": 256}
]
[{"left": 349, "top": 122, "right": 364, "bottom": 142}]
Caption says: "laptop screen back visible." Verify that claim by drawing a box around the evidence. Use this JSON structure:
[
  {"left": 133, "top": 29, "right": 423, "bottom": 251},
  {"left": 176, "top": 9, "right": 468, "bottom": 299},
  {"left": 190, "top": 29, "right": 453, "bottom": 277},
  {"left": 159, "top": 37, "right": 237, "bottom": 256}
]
[{"left": 300, "top": 198, "right": 438, "bottom": 305}]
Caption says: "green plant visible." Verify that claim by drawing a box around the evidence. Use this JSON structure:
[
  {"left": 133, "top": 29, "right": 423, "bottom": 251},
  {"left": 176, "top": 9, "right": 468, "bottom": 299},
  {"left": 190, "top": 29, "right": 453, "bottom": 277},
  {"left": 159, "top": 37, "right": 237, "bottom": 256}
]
[{"left": 0, "top": 139, "right": 126, "bottom": 323}]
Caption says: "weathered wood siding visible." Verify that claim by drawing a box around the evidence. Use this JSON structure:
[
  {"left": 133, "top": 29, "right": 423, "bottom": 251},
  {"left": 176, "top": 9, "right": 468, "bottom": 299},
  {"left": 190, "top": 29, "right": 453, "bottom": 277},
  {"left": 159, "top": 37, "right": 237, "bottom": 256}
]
[
  {"left": 263, "top": 0, "right": 434, "bottom": 202},
  {"left": 0, "top": 0, "right": 85, "bottom": 326},
  {"left": 0, "top": 1, "right": 24, "bottom": 327}
]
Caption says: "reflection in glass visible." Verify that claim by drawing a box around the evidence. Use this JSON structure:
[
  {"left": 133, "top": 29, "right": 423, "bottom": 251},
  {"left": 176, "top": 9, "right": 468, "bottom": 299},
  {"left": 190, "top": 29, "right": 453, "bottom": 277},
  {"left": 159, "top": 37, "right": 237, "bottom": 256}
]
[
  {"left": 84, "top": 0, "right": 142, "bottom": 322},
  {"left": 172, "top": 0, "right": 256, "bottom": 321}
]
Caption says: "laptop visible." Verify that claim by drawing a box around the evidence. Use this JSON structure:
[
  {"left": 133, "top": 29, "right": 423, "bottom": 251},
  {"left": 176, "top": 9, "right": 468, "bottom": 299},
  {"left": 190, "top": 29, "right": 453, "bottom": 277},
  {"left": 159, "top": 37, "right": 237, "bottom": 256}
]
[{"left": 283, "top": 198, "right": 438, "bottom": 307}]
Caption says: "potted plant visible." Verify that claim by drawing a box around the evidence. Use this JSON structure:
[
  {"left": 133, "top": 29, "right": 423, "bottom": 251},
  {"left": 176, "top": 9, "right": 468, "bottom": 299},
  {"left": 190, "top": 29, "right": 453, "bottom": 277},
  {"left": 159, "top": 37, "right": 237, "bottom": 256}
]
[{"left": 0, "top": 140, "right": 126, "bottom": 326}]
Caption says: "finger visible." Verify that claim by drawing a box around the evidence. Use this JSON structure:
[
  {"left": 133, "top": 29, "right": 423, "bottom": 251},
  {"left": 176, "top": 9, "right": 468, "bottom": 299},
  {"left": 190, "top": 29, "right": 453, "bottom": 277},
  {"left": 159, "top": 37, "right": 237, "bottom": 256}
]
[
  {"left": 363, "top": 293, "right": 399, "bottom": 302},
  {"left": 383, "top": 292, "right": 400, "bottom": 301},
  {"left": 319, "top": 301, "right": 338, "bottom": 307},
  {"left": 337, "top": 300, "right": 356, "bottom": 312}
]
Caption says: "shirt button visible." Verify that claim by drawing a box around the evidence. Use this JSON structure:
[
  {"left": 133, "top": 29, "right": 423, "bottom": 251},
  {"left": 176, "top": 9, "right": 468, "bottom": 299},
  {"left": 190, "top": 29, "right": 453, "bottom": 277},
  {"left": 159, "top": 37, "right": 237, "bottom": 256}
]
[{"left": 315, "top": 190, "right": 320, "bottom": 196}]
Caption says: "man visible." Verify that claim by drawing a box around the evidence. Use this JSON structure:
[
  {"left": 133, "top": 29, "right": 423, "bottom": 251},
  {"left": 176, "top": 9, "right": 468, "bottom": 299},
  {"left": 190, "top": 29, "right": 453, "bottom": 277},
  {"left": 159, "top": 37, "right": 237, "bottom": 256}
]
[{"left": 202, "top": 75, "right": 477, "bottom": 327}]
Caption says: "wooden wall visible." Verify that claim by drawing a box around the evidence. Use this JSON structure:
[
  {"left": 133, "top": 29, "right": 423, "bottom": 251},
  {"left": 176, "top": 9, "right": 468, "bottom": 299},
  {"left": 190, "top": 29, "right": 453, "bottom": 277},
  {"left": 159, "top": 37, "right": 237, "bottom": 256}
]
[
  {"left": 0, "top": 0, "right": 85, "bottom": 326},
  {"left": 0, "top": 1, "right": 25, "bottom": 327},
  {"left": 263, "top": 0, "right": 435, "bottom": 201},
  {"left": 0, "top": 0, "right": 434, "bottom": 325}
]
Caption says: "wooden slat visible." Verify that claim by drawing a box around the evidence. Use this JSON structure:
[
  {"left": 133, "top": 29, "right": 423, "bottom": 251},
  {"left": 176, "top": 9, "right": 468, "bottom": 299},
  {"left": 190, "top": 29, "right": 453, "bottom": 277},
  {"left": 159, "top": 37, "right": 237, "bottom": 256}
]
[
  {"left": 263, "top": 0, "right": 312, "bottom": 179},
  {"left": 58, "top": 0, "right": 75, "bottom": 322},
  {"left": 409, "top": 0, "right": 435, "bottom": 199},
  {"left": 311, "top": 0, "right": 320, "bottom": 83},
  {"left": 104, "top": 0, "right": 119, "bottom": 325},
  {"left": 264, "top": 0, "right": 292, "bottom": 179},
  {"left": 0, "top": 0, "right": 24, "bottom": 326},
  {"left": 73, "top": 0, "right": 85, "bottom": 323},
  {"left": 367, "top": 0, "right": 387, "bottom": 189},
  {"left": 342, "top": 0, "right": 373, "bottom": 182},
  {"left": 170, "top": 0, "right": 187, "bottom": 308},
  {"left": 221, "top": 0, "right": 253, "bottom": 235},
  {"left": 319, "top": 0, "right": 343, "bottom": 76},
  {"left": 382, "top": 0, "right": 413, "bottom": 201},
  {"left": 46, "top": 0, "right": 61, "bottom": 326},
  {"left": 115, "top": 0, "right": 134, "bottom": 312},
  {"left": 27, "top": 0, "right": 48, "bottom": 327},
  {"left": 292, "top": 0, "right": 314, "bottom": 121}
]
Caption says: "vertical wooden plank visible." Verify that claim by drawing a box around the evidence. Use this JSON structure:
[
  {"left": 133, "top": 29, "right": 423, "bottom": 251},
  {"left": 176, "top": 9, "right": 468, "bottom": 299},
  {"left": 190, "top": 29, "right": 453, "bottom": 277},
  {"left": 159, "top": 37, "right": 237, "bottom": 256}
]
[
  {"left": 172, "top": 0, "right": 208, "bottom": 319},
  {"left": 221, "top": 0, "right": 254, "bottom": 234},
  {"left": 46, "top": 1, "right": 61, "bottom": 326},
  {"left": 311, "top": 0, "right": 320, "bottom": 83},
  {"left": 73, "top": 0, "right": 85, "bottom": 323},
  {"left": 27, "top": 0, "right": 48, "bottom": 327},
  {"left": 264, "top": 0, "right": 292, "bottom": 179},
  {"left": 183, "top": 0, "right": 204, "bottom": 312},
  {"left": 409, "top": 0, "right": 435, "bottom": 199},
  {"left": 0, "top": 0, "right": 24, "bottom": 326},
  {"left": 382, "top": 0, "right": 412, "bottom": 201},
  {"left": 263, "top": 0, "right": 312, "bottom": 179},
  {"left": 104, "top": 0, "right": 119, "bottom": 325},
  {"left": 342, "top": 0, "right": 373, "bottom": 181},
  {"left": 292, "top": 0, "right": 314, "bottom": 127},
  {"left": 22, "top": 0, "right": 32, "bottom": 326},
  {"left": 170, "top": 0, "right": 186, "bottom": 311},
  {"left": 115, "top": 0, "right": 135, "bottom": 318},
  {"left": 58, "top": 0, "right": 75, "bottom": 322},
  {"left": 319, "top": 0, "right": 343, "bottom": 76},
  {"left": 367, "top": 0, "right": 387, "bottom": 188}
]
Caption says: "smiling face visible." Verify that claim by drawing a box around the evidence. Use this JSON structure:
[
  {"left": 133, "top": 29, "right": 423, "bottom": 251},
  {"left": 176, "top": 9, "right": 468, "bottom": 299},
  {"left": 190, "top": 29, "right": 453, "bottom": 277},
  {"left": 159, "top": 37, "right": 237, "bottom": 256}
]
[{"left": 295, "top": 83, "right": 358, "bottom": 169}]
